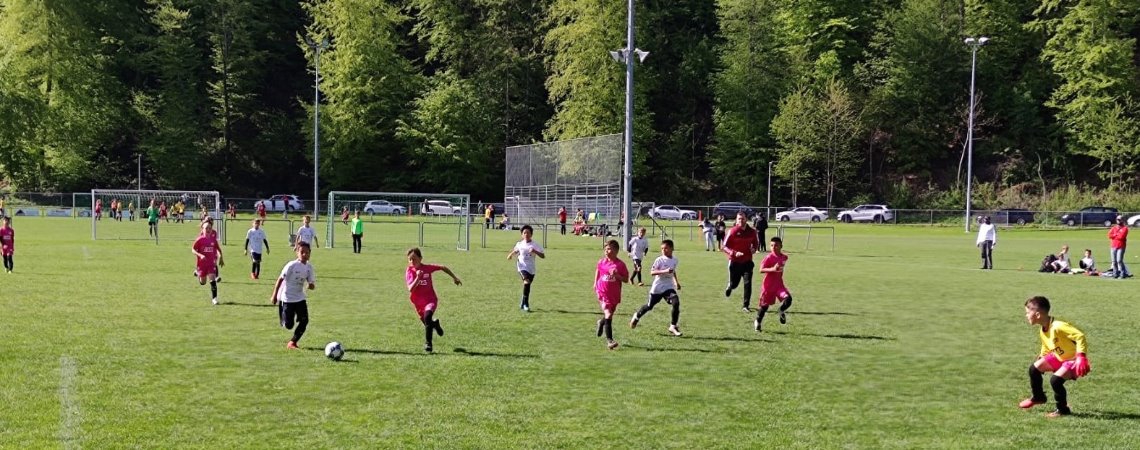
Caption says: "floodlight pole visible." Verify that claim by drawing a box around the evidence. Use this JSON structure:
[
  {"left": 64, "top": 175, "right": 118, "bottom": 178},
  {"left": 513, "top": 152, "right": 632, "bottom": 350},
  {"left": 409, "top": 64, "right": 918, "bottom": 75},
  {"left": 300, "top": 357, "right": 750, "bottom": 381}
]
[
  {"left": 964, "top": 36, "right": 988, "bottom": 232},
  {"left": 613, "top": 0, "right": 647, "bottom": 245},
  {"left": 767, "top": 161, "right": 773, "bottom": 219},
  {"left": 309, "top": 38, "right": 329, "bottom": 221}
]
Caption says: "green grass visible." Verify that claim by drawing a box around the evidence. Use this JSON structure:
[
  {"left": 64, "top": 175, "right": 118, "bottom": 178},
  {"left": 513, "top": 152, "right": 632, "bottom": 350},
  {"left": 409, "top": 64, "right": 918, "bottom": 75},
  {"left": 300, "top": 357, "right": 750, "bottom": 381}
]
[{"left": 3, "top": 218, "right": 1140, "bottom": 449}]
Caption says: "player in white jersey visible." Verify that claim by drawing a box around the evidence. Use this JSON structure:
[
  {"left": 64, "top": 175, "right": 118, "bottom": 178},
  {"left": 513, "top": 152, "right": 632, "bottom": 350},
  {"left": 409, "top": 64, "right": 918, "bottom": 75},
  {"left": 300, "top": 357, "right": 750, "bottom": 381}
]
[
  {"left": 627, "top": 227, "right": 649, "bottom": 286},
  {"left": 507, "top": 225, "right": 546, "bottom": 312},
  {"left": 244, "top": 219, "right": 270, "bottom": 280},
  {"left": 271, "top": 242, "right": 316, "bottom": 349},
  {"left": 629, "top": 239, "right": 682, "bottom": 336},
  {"left": 296, "top": 215, "right": 319, "bottom": 249}
]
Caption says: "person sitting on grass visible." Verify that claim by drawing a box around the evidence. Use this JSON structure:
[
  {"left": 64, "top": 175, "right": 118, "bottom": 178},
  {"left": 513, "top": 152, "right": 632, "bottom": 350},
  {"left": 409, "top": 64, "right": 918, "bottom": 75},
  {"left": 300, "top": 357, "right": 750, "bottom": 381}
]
[
  {"left": 1050, "top": 245, "right": 1071, "bottom": 274},
  {"left": 499, "top": 213, "right": 511, "bottom": 230},
  {"left": 1072, "top": 249, "right": 1098, "bottom": 276}
]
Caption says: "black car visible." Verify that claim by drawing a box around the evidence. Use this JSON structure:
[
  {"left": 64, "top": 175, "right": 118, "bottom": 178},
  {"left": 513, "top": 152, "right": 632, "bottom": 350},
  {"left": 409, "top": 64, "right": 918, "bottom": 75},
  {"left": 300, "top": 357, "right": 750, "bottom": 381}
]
[
  {"left": 1059, "top": 206, "right": 1119, "bottom": 227},
  {"left": 992, "top": 208, "right": 1035, "bottom": 225},
  {"left": 712, "top": 202, "right": 755, "bottom": 219}
]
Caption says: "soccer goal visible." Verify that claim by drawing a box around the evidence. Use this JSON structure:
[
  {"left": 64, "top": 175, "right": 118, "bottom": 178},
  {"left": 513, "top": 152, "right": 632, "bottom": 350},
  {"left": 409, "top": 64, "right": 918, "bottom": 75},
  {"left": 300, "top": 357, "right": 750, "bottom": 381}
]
[
  {"left": 91, "top": 189, "right": 221, "bottom": 242},
  {"left": 325, "top": 191, "right": 471, "bottom": 250}
]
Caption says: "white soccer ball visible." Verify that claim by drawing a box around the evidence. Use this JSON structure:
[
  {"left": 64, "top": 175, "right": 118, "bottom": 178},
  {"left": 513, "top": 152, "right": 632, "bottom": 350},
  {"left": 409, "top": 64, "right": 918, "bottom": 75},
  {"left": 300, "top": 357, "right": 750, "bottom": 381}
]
[{"left": 324, "top": 341, "right": 344, "bottom": 361}]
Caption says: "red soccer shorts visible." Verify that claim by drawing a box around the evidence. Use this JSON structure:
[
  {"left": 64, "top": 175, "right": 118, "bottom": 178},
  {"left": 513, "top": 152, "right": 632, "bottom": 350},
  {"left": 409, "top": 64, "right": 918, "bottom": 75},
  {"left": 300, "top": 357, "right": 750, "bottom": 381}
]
[
  {"left": 758, "top": 287, "right": 790, "bottom": 307},
  {"left": 1042, "top": 353, "right": 1084, "bottom": 379},
  {"left": 411, "top": 299, "right": 437, "bottom": 319}
]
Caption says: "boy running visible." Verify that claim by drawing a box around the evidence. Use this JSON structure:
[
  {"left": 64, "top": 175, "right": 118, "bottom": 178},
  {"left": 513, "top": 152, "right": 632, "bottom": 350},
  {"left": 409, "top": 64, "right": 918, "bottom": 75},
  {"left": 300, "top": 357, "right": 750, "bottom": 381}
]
[
  {"left": 754, "top": 236, "right": 793, "bottom": 332},
  {"left": 507, "top": 225, "right": 545, "bottom": 312},
  {"left": 271, "top": 242, "right": 316, "bottom": 349},
  {"left": 1020, "top": 296, "right": 1091, "bottom": 417},
  {"left": 1, "top": 216, "right": 14, "bottom": 273},
  {"left": 406, "top": 248, "right": 462, "bottom": 353},
  {"left": 630, "top": 239, "right": 682, "bottom": 336},
  {"left": 297, "top": 215, "right": 319, "bottom": 249},
  {"left": 627, "top": 227, "right": 649, "bottom": 286},
  {"left": 245, "top": 219, "right": 270, "bottom": 279},
  {"left": 191, "top": 220, "right": 224, "bottom": 305},
  {"left": 595, "top": 239, "right": 629, "bottom": 350}
]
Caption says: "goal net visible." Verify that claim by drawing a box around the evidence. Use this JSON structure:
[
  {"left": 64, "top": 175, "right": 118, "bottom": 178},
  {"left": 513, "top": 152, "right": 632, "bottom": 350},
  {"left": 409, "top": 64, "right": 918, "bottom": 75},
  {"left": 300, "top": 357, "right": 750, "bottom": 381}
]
[
  {"left": 91, "top": 189, "right": 221, "bottom": 242},
  {"left": 505, "top": 134, "right": 622, "bottom": 227},
  {"left": 325, "top": 191, "right": 471, "bottom": 250}
]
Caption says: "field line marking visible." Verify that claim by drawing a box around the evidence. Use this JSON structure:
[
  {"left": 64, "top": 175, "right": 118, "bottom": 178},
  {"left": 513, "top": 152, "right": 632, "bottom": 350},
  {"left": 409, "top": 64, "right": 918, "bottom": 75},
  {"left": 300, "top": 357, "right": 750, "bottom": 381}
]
[
  {"left": 59, "top": 356, "right": 81, "bottom": 449},
  {"left": 81, "top": 246, "right": 91, "bottom": 261}
]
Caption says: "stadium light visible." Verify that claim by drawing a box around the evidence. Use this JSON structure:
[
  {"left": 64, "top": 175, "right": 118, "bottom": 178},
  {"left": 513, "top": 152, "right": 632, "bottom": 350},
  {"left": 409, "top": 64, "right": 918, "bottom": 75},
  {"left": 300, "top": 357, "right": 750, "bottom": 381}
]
[
  {"left": 611, "top": 0, "right": 648, "bottom": 245},
  {"left": 306, "top": 37, "right": 330, "bottom": 221},
  {"left": 767, "top": 161, "right": 773, "bottom": 219},
  {"left": 964, "top": 36, "right": 988, "bottom": 232}
]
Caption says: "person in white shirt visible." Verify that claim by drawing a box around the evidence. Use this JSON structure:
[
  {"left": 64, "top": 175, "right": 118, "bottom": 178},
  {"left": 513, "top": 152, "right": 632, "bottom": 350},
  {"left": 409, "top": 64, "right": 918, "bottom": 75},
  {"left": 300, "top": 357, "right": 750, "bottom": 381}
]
[
  {"left": 244, "top": 219, "right": 270, "bottom": 280},
  {"left": 629, "top": 239, "right": 682, "bottom": 336},
  {"left": 506, "top": 225, "right": 545, "bottom": 312},
  {"left": 296, "top": 215, "right": 319, "bottom": 249},
  {"left": 271, "top": 243, "right": 316, "bottom": 349},
  {"left": 1051, "top": 245, "right": 1071, "bottom": 273},
  {"left": 701, "top": 218, "right": 716, "bottom": 251},
  {"left": 1075, "top": 248, "right": 1098, "bottom": 276},
  {"left": 627, "top": 228, "right": 649, "bottom": 286},
  {"left": 975, "top": 215, "right": 996, "bottom": 269}
]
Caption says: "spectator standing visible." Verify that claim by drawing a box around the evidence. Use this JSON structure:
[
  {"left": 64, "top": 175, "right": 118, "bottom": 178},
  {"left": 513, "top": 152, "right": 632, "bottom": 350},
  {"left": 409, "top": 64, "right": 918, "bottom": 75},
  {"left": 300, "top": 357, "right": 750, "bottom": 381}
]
[
  {"left": 1108, "top": 216, "right": 1130, "bottom": 278},
  {"left": 975, "top": 216, "right": 996, "bottom": 270}
]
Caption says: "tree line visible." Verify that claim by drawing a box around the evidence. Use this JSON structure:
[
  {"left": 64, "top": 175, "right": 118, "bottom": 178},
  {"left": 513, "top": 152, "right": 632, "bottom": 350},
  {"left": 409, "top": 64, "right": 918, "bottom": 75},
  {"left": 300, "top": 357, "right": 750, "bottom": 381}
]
[{"left": 1, "top": 0, "right": 1138, "bottom": 208}]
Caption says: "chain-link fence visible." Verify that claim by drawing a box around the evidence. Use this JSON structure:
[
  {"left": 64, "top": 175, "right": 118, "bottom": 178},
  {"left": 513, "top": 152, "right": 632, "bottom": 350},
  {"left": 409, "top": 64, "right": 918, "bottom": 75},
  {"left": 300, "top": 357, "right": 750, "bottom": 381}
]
[{"left": 504, "top": 134, "right": 622, "bottom": 227}]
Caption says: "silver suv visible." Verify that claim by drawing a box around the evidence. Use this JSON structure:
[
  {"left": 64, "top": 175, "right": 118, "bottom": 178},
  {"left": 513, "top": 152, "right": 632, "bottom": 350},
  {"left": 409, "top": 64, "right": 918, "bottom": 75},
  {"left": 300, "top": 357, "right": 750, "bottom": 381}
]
[{"left": 837, "top": 204, "right": 893, "bottom": 223}]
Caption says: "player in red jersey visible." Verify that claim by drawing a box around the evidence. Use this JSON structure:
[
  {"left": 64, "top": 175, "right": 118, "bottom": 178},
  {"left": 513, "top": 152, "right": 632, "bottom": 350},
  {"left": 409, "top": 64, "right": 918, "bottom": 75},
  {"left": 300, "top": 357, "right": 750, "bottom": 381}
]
[
  {"left": 594, "top": 239, "right": 629, "bottom": 350},
  {"left": 257, "top": 201, "right": 267, "bottom": 220},
  {"left": 94, "top": 199, "right": 103, "bottom": 221},
  {"left": 0, "top": 216, "right": 14, "bottom": 273},
  {"left": 192, "top": 220, "right": 224, "bottom": 305},
  {"left": 406, "top": 248, "right": 462, "bottom": 352},
  {"left": 723, "top": 212, "right": 760, "bottom": 312},
  {"left": 159, "top": 201, "right": 168, "bottom": 223},
  {"left": 753, "top": 237, "right": 793, "bottom": 332}
]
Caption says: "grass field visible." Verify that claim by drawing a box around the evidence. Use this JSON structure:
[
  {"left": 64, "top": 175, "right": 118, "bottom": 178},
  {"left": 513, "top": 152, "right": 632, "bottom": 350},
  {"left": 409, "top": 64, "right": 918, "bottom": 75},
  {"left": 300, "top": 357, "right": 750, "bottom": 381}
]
[{"left": 3, "top": 217, "right": 1140, "bottom": 449}]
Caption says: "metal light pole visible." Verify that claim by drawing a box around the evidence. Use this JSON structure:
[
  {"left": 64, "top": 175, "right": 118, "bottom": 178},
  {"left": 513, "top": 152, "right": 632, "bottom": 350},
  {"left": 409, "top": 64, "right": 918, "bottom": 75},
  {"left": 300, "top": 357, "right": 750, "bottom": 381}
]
[
  {"left": 964, "top": 36, "right": 988, "bottom": 232},
  {"left": 610, "top": 0, "right": 648, "bottom": 245},
  {"left": 137, "top": 154, "right": 142, "bottom": 192},
  {"left": 767, "top": 161, "right": 773, "bottom": 219},
  {"left": 307, "top": 38, "right": 330, "bottom": 221}
]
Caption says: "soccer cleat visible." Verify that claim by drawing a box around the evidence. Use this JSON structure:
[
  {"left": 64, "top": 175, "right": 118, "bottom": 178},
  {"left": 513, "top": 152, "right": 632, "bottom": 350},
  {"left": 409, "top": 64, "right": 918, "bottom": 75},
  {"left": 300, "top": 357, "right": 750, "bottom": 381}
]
[
  {"left": 1046, "top": 409, "right": 1071, "bottom": 418},
  {"left": 433, "top": 319, "right": 444, "bottom": 337},
  {"left": 629, "top": 315, "right": 639, "bottom": 329},
  {"left": 668, "top": 325, "right": 683, "bottom": 336},
  {"left": 286, "top": 341, "right": 299, "bottom": 349},
  {"left": 251, "top": 273, "right": 257, "bottom": 280},
  {"left": 1018, "top": 398, "right": 1046, "bottom": 409},
  {"left": 522, "top": 305, "right": 530, "bottom": 312},
  {"left": 637, "top": 282, "right": 645, "bottom": 287},
  {"left": 607, "top": 340, "right": 620, "bottom": 350},
  {"left": 596, "top": 319, "right": 604, "bottom": 337},
  {"left": 211, "top": 298, "right": 219, "bottom": 306},
  {"left": 216, "top": 276, "right": 222, "bottom": 283},
  {"left": 724, "top": 288, "right": 732, "bottom": 298},
  {"left": 753, "top": 319, "right": 761, "bottom": 332},
  {"left": 779, "top": 310, "right": 787, "bottom": 324},
  {"left": 741, "top": 307, "right": 751, "bottom": 313},
  {"left": 424, "top": 343, "right": 433, "bottom": 353}
]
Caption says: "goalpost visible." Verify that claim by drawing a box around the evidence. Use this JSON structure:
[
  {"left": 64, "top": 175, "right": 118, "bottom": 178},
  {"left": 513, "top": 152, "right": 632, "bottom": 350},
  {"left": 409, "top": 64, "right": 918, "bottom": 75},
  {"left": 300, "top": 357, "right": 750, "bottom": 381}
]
[
  {"left": 90, "top": 189, "right": 221, "bottom": 242},
  {"left": 326, "top": 191, "right": 471, "bottom": 250}
]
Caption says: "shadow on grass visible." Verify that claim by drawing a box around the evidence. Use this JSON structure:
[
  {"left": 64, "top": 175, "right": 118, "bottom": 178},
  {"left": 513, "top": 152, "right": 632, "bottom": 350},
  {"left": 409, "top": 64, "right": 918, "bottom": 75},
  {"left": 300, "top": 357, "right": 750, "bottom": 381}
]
[
  {"left": 623, "top": 344, "right": 723, "bottom": 354},
  {"left": 319, "top": 275, "right": 377, "bottom": 281},
  {"left": 1073, "top": 410, "right": 1140, "bottom": 421},
  {"left": 453, "top": 347, "right": 539, "bottom": 359},
  {"left": 685, "top": 335, "right": 773, "bottom": 343},
  {"left": 539, "top": 309, "right": 600, "bottom": 316},
  {"left": 222, "top": 302, "right": 277, "bottom": 308},
  {"left": 769, "top": 331, "right": 894, "bottom": 341},
  {"left": 794, "top": 311, "right": 860, "bottom": 316}
]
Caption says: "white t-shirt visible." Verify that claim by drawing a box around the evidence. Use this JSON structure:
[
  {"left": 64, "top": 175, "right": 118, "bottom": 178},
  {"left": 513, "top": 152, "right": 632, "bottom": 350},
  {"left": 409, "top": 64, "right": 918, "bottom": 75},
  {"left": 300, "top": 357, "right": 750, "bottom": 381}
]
[
  {"left": 297, "top": 225, "right": 317, "bottom": 245},
  {"left": 649, "top": 255, "right": 678, "bottom": 294},
  {"left": 246, "top": 228, "right": 267, "bottom": 253},
  {"left": 1055, "top": 252, "right": 1071, "bottom": 270},
  {"left": 975, "top": 223, "right": 996, "bottom": 245},
  {"left": 628, "top": 236, "right": 649, "bottom": 260},
  {"left": 514, "top": 240, "right": 544, "bottom": 274},
  {"left": 276, "top": 260, "right": 315, "bottom": 303}
]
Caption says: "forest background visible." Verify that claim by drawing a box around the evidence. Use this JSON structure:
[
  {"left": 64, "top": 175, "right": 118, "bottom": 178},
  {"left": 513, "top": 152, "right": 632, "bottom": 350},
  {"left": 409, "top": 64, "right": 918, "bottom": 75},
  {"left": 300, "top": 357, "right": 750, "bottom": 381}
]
[{"left": 1, "top": 0, "right": 1138, "bottom": 210}]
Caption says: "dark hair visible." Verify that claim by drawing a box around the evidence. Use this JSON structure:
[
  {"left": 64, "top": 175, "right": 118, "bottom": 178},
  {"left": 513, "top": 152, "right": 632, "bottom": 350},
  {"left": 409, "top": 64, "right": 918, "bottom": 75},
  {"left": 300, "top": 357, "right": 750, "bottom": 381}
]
[
  {"left": 983, "top": 216, "right": 991, "bottom": 225},
  {"left": 1025, "top": 296, "right": 1050, "bottom": 313},
  {"left": 521, "top": 225, "right": 533, "bottom": 233},
  {"left": 662, "top": 239, "right": 674, "bottom": 248},
  {"left": 295, "top": 242, "right": 311, "bottom": 251},
  {"left": 605, "top": 239, "right": 620, "bottom": 251},
  {"left": 406, "top": 247, "right": 422, "bottom": 258},
  {"left": 770, "top": 236, "right": 782, "bottom": 244}
]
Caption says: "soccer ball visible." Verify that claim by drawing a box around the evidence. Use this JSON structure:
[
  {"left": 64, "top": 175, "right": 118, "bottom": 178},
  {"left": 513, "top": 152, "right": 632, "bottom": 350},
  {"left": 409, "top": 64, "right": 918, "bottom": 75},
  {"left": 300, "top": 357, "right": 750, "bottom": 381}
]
[{"left": 324, "top": 341, "right": 344, "bottom": 361}]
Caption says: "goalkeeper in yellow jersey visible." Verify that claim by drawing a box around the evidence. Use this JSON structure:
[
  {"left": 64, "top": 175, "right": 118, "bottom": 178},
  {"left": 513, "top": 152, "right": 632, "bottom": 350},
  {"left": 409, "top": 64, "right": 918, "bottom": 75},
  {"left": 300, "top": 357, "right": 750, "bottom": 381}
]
[{"left": 1019, "top": 296, "right": 1090, "bottom": 417}]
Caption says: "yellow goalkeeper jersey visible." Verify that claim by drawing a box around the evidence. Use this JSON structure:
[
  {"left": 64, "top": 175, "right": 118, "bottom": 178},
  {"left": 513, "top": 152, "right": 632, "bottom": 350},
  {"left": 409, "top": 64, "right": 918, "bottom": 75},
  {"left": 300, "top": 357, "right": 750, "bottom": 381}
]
[{"left": 1038, "top": 318, "right": 1087, "bottom": 361}]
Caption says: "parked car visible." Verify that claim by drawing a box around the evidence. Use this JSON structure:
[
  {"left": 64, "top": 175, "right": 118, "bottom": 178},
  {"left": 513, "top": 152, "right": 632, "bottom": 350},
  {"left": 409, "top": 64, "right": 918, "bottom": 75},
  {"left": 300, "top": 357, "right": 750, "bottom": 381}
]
[
  {"left": 1059, "top": 206, "right": 1119, "bottom": 227},
  {"left": 775, "top": 206, "right": 828, "bottom": 222},
  {"left": 837, "top": 204, "right": 893, "bottom": 223},
  {"left": 262, "top": 194, "right": 304, "bottom": 212},
  {"left": 712, "top": 202, "right": 755, "bottom": 219},
  {"left": 992, "top": 208, "right": 1035, "bottom": 225},
  {"left": 651, "top": 205, "right": 698, "bottom": 220},
  {"left": 420, "top": 199, "right": 464, "bottom": 215},
  {"left": 1126, "top": 214, "right": 1140, "bottom": 227},
  {"left": 362, "top": 200, "right": 406, "bottom": 215}
]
